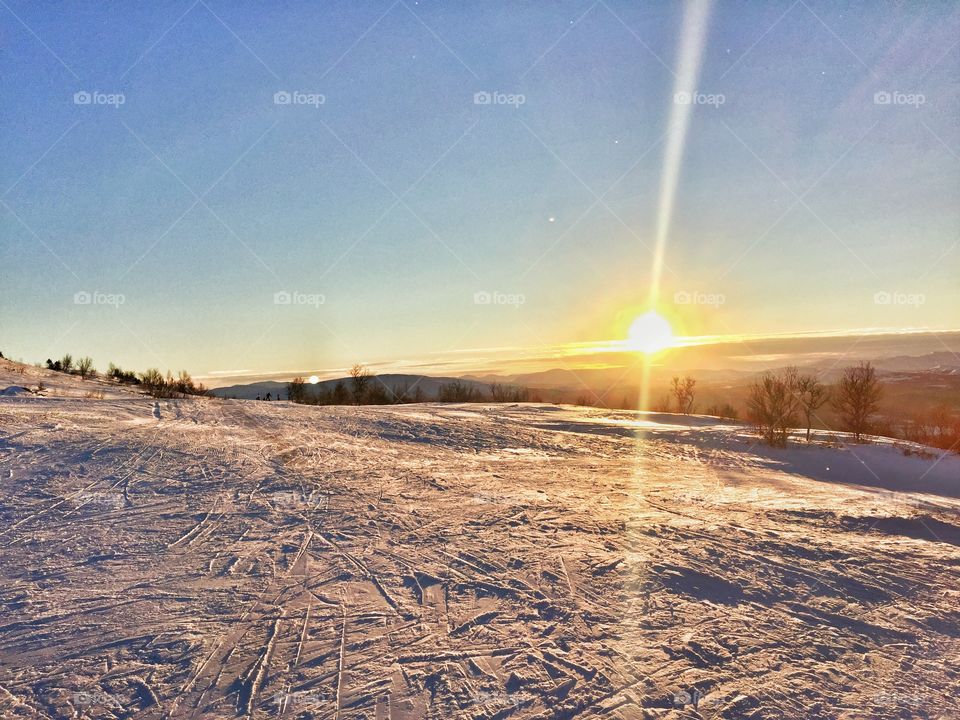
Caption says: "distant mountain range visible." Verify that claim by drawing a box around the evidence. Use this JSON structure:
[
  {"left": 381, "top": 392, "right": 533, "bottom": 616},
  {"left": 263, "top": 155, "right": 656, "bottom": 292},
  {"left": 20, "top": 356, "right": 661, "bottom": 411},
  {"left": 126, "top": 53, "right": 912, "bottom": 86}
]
[
  {"left": 210, "top": 352, "right": 960, "bottom": 402},
  {"left": 210, "top": 374, "right": 490, "bottom": 401},
  {"left": 872, "top": 351, "right": 960, "bottom": 374}
]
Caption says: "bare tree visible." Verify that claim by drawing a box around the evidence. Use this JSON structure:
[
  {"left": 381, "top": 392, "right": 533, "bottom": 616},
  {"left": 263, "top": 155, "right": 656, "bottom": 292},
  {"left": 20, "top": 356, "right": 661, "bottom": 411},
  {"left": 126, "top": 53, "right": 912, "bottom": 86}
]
[
  {"left": 76, "top": 356, "right": 95, "bottom": 380},
  {"left": 331, "top": 380, "right": 349, "bottom": 405},
  {"left": 670, "top": 376, "right": 696, "bottom": 414},
  {"left": 139, "top": 368, "right": 169, "bottom": 398},
  {"left": 389, "top": 380, "right": 412, "bottom": 404},
  {"left": 795, "top": 373, "right": 829, "bottom": 442},
  {"left": 909, "top": 406, "right": 960, "bottom": 453},
  {"left": 438, "top": 380, "right": 481, "bottom": 402},
  {"left": 366, "top": 383, "right": 389, "bottom": 404},
  {"left": 60, "top": 353, "right": 74, "bottom": 374},
  {"left": 174, "top": 370, "right": 195, "bottom": 394},
  {"left": 108, "top": 363, "right": 139, "bottom": 384},
  {"left": 287, "top": 376, "right": 307, "bottom": 404},
  {"left": 490, "top": 383, "right": 529, "bottom": 403},
  {"left": 747, "top": 370, "right": 799, "bottom": 446},
  {"left": 704, "top": 402, "right": 739, "bottom": 421},
  {"left": 929, "top": 404, "right": 955, "bottom": 443},
  {"left": 349, "top": 364, "right": 372, "bottom": 404},
  {"left": 832, "top": 362, "right": 882, "bottom": 442}
]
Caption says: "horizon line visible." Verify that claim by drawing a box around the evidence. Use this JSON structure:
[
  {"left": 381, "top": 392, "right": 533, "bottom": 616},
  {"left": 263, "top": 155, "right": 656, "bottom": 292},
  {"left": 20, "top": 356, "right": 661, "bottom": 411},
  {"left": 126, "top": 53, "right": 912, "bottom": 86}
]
[{"left": 197, "top": 325, "right": 960, "bottom": 387}]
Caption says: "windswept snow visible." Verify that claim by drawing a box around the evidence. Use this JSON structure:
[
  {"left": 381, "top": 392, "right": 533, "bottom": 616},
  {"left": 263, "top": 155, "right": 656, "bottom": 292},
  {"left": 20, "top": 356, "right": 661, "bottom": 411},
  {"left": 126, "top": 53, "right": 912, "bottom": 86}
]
[{"left": 0, "top": 393, "right": 958, "bottom": 719}]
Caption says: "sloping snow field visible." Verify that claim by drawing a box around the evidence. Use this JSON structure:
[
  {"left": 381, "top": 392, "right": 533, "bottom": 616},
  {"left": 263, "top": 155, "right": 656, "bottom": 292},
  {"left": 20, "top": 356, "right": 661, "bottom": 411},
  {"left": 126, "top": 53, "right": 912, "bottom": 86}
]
[{"left": 0, "top": 385, "right": 958, "bottom": 719}]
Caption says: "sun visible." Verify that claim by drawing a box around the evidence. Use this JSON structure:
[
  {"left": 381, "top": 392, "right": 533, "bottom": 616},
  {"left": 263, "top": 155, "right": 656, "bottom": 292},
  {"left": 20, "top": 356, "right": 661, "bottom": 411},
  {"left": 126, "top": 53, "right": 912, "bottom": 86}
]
[
  {"left": 627, "top": 310, "right": 674, "bottom": 354},
  {"left": 308, "top": 375, "right": 319, "bottom": 384}
]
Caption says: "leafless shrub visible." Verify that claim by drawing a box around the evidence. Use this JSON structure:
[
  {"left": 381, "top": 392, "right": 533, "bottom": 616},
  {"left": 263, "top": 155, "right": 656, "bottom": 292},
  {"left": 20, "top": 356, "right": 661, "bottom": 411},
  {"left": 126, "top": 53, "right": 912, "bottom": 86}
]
[
  {"left": 795, "top": 373, "right": 829, "bottom": 441},
  {"left": 287, "top": 377, "right": 308, "bottom": 404},
  {"left": 107, "top": 363, "right": 139, "bottom": 384},
  {"left": 76, "top": 356, "right": 95, "bottom": 379},
  {"left": 747, "top": 370, "right": 799, "bottom": 447},
  {"left": 349, "top": 364, "right": 372, "bottom": 404},
  {"left": 366, "top": 383, "right": 390, "bottom": 404},
  {"left": 139, "top": 368, "right": 171, "bottom": 398},
  {"left": 904, "top": 404, "right": 960, "bottom": 453},
  {"left": 832, "top": 362, "right": 882, "bottom": 442},
  {"left": 671, "top": 376, "right": 696, "bottom": 414},
  {"left": 704, "top": 402, "right": 739, "bottom": 420},
  {"left": 331, "top": 380, "right": 349, "bottom": 404},
  {"left": 438, "top": 380, "right": 482, "bottom": 402},
  {"left": 490, "top": 383, "right": 529, "bottom": 403}
]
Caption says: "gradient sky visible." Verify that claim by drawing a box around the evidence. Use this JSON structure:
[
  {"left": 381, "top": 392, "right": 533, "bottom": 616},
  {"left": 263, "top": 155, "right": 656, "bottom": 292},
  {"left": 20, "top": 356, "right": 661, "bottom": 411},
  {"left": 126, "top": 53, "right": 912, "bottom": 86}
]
[{"left": 2, "top": 1, "right": 958, "bottom": 383}]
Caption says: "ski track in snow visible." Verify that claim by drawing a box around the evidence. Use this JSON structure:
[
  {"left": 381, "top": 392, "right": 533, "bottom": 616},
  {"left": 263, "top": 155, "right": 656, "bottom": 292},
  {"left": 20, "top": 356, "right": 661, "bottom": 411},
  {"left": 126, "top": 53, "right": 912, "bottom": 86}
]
[{"left": 0, "top": 392, "right": 958, "bottom": 719}]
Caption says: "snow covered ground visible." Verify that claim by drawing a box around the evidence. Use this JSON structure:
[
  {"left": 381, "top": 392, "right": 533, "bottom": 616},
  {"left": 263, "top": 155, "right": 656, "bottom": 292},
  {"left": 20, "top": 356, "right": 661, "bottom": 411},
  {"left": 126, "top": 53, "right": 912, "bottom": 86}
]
[{"left": 1, "top": 372, "right": 959, "bottom": 718}]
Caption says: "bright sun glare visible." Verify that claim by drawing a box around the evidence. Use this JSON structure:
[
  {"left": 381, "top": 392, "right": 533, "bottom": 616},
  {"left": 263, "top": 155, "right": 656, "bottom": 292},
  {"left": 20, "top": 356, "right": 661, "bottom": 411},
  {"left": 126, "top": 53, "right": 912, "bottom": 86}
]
[
  {"left": 627, "top": 311, "right": 674, "bottom": 354},
  {"left": 308, "top": 375, "right": 319, "bottom": 384}
]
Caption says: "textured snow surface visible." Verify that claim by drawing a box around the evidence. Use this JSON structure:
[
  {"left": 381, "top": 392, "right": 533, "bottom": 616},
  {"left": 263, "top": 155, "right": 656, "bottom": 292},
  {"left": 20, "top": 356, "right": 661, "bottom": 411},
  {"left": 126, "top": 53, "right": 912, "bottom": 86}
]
[{"left": 0, "top": 395, "right": 958, "bottom": 719}]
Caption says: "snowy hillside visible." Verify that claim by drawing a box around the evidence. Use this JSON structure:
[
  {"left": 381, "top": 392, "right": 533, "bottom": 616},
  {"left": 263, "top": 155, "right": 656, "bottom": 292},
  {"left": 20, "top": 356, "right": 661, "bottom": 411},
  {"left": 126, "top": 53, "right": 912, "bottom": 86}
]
[
  {"left": 0, "top": 358, "right": 143, "bottom": 400},
  {"left": 0, "top": 391, "right": 958, "bottom": 719}
]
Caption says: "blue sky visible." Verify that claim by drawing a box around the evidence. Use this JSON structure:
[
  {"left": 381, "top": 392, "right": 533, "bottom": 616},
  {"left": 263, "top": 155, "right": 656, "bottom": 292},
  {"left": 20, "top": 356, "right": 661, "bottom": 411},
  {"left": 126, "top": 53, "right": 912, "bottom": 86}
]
[{"left": 1, "top": 1, "right": 957, "bottom": 382}]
